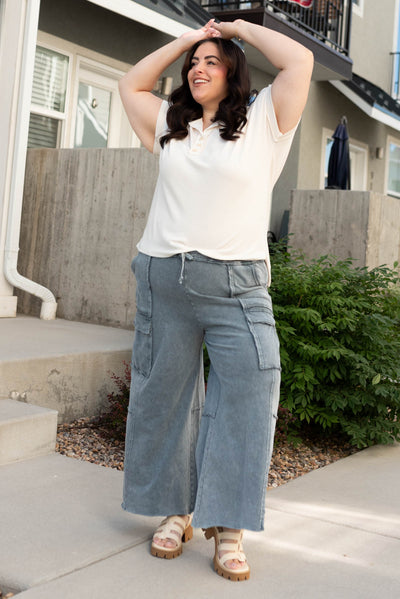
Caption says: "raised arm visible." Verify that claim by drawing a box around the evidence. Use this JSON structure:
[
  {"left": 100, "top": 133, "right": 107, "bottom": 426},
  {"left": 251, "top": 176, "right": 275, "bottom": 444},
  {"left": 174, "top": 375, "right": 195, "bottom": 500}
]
[
  {"left": 119, "top": 21, "right": 221, "bottom": 152},
  {"left": 214, "top": 20, "right": 314, "bottom": 134}
]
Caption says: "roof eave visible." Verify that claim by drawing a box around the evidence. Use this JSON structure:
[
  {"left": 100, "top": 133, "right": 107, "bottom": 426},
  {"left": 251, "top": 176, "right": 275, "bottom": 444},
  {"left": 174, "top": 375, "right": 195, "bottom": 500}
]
[
  {"left": 331, "top": 80, "right": 400, "bottom": 132},
  {"left": 86, "top": 0, "right": 195, "bottom": 37}
]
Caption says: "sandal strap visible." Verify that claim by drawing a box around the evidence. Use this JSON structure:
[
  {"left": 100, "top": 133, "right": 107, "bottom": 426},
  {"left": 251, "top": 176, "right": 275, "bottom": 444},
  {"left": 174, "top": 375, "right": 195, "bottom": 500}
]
[
  {"left": 216, "top": 530, "right": 244, "bottom": 554},
  {"left": 219, "top": 551, "right": 247, "bottom": 567},
  {"left": 215, "top": 529, "right": 248, "bottom": 571},
  {"left": 153, "top": 515, "right": 191, "bottom": 541},
  {"left": 217, "top": 531, "right": 243, "bottom": 544}
]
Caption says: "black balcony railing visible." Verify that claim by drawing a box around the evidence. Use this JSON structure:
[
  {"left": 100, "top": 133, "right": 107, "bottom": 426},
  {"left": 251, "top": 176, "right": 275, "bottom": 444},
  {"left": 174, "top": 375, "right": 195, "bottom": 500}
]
[{"left": 200, "top": 1, "right": 352, "bottom": 56}]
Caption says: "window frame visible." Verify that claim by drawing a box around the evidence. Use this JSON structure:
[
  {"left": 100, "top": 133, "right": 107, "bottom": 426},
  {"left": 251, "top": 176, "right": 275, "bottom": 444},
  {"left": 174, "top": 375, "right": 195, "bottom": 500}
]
[
  {"left": 385, "top": 135, "right": 400, "bottom": 198},
  {"left": 29, "top": 42, "right": 73, "bottom": 148}
]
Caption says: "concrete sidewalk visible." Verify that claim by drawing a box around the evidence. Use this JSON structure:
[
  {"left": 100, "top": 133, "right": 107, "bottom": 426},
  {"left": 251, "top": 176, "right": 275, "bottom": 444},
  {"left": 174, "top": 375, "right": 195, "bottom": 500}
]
[{"left": 1, "top": 444, "right": 400, "bottom": 598}]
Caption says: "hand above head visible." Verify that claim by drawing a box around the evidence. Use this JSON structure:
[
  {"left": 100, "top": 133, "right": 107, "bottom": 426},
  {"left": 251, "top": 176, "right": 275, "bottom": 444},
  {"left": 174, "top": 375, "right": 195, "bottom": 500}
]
[
  {"left": 211, "top": 19, "right": 243, "bottom": 40},
  {"left": 179, "top": 19, "right": 222, "bottom": 48}
]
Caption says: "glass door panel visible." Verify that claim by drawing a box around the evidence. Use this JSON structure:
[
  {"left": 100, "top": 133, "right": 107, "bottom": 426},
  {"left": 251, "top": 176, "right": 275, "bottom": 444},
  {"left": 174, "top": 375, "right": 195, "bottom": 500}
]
[{"left": 74, "top": 82, "right": 111, "bottom": 148}]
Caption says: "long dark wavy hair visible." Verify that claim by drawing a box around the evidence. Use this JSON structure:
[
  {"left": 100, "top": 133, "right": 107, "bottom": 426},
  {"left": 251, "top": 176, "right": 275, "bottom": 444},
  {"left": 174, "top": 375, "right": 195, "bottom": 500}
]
[{"left": 160, "top": 38, "right": 256, "bottom": 148}]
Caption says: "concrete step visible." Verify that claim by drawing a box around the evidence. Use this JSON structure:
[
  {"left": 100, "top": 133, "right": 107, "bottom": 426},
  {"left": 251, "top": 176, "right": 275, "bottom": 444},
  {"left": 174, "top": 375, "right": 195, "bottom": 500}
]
[
  {"left": 0, "top": 316, "right": 134, "bottom": 423},
  {"left": 0, "top": 399, "right": 58, "bottom": 465}
]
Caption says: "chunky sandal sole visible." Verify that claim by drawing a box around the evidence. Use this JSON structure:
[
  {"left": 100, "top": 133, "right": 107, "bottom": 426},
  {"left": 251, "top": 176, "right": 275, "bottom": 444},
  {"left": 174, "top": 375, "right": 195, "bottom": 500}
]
[
  {"left": 203, "top": 527, "right": 250, "bottom": 582},
  {"left": 151, "top": 518, "right": 193, "bottom": 559}
]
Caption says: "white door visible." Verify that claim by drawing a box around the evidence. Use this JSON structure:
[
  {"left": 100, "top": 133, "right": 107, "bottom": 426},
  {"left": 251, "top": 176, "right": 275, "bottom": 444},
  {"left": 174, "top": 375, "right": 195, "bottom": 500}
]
[
  {"left": 349, "top": 144, "right": 368, "bottom": 190},
  {"left": 71, "top": 59, "right": 139, "bottom": 148}
]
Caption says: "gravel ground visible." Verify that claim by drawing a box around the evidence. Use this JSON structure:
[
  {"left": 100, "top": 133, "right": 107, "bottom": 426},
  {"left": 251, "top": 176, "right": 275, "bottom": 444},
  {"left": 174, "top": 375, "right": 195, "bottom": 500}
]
[{"left": 56, "top": 416, "right": 359, "bottom": 488}]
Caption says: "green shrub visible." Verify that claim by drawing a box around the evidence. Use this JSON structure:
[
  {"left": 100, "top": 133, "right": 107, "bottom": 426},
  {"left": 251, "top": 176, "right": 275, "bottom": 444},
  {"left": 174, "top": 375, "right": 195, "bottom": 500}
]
[
  {"left": 102, "top": 361, "right": 131, "bottom": 441},
  {"left": 203, "top": 343, "right": 210, "bottom": 383},
  {"left": 274, "top": 405, "right": 299, "bottom": 445},
  {"left": 106, "top": 246, "right": 400, "bottom": 449},
  {"left": 269, "top": 242, "right": 400, "bottom": 448}
]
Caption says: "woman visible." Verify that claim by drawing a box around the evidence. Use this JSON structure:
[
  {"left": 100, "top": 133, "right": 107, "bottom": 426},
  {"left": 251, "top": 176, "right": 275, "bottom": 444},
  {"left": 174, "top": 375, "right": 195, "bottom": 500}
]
[{"left": 119, "top": 18, "right": 313, "bottom": 581}]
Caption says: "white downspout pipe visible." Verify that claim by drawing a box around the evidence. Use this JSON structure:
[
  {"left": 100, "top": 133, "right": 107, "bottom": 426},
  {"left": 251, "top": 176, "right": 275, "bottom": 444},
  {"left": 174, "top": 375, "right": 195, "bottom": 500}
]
[{"left": 4, "top": 0, "right": 57, "bottom": 320}]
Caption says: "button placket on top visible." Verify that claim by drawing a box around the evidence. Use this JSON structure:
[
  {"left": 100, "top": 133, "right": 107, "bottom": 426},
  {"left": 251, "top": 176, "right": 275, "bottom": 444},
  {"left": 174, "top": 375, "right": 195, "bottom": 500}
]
[{"left": 188, "top": 119, "right": 219, "bottom": 154}]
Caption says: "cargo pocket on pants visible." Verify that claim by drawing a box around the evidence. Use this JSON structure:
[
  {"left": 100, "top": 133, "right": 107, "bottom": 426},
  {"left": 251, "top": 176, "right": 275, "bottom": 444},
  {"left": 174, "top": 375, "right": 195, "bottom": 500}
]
[
  {"left": 132, "top": 253, "right": 153, "bottom": 378},
  {"left": 239, "top": 298, "right": 281, "bottom": 370},
  {"left": 132, "top": 311, "right": 153, "bottom": 377}
]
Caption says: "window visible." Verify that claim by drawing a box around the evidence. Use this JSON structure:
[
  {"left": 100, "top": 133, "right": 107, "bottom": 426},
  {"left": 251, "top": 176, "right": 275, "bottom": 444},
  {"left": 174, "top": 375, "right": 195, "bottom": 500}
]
[
  {"left": 28, "top": 113, "right": 61, "bottom": 148},
  {"left": 391, "top": 2, "right": 400, "bottom": 99},
  {"left": 28, "top": 46, "right": 70, "bottom": 148},
  {"left": 387, "top": 141, "right": 400, "bottom": 197},
  {"left": 352, "top": 0, "right": 364, "bottom": 17},
  {"left": 30, "top": 35, "right": 140, "bottom": 149}
]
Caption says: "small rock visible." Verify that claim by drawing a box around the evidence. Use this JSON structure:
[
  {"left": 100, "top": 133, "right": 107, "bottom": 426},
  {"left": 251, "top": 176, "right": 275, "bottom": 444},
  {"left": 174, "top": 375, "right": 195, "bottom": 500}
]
[{"left": 56, "top": 416, "right": 358, "bottom": 489}]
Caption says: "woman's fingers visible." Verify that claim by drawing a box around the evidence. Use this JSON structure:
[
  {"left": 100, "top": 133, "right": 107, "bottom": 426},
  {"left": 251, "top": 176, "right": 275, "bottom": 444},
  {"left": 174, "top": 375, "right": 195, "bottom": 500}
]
[
  {"left": 203, "top": 19, "right": 222, "bottom": 37},
  {"left": 204, "top": 19, "right": 215, "bottom": 29},
  {"left": 212, "top": 20, "right": 241, "bottom": 39},
  {"left": 181, "top": 22, "right": 221, "bottom": 45}
]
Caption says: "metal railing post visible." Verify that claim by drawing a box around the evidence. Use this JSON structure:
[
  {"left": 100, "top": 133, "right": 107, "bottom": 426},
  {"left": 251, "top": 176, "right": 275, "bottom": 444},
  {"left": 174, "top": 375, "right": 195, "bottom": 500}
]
[{"left": 344, "top": 0, "right": 352, "bottom": 56}]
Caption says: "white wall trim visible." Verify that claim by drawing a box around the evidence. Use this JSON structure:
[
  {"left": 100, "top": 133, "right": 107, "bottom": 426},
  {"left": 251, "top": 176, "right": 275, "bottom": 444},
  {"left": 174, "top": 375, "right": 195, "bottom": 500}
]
[
  {"left": 0, "top": 0, "right": 27, "bottom": 307},
  {"left": 3, "top": 0, "right": 57, "bottom": 319},
  {"left": 320, "top": 127, "right": 333, "bottom": 189},
  {"left": 30, "top": 104, "right": 66, "bottom": 120},
  {"left": 86, "top": 0, "right": 193, "bottom": 38},
  {"left": 331, "top": 80, "right": 400, "bottom": 132}
]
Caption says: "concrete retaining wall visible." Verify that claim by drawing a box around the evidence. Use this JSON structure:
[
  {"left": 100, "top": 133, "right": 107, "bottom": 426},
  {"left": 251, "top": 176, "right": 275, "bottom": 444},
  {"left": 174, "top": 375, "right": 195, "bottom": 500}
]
[
  {"left": 289, "top": 190, "right": 400, "bottom": 269},
  {"left": 18, "top": 148, "right": 158, "bottom": 328},
  {"left": 19, "top": 158, "right": 400, "bottom": 331}
]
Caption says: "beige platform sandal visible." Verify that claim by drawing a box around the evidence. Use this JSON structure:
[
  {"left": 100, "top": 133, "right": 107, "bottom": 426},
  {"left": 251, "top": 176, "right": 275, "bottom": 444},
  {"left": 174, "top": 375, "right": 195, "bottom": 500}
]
[
  {"left": 203, "top": 527, "right": 250, "bottom": 581},
  {"left": 151, "top": 514, "right": 193, "bottom": 559}
]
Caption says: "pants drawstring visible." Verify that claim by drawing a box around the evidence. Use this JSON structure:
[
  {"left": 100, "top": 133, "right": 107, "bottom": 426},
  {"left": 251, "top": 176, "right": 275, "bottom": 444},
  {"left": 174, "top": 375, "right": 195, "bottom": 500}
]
[
  {"left": 179, "top": 252, "right": 193, "bottom": 284},
  {"left": 179, "top": 253, "right": 185, "bottom": 284}
]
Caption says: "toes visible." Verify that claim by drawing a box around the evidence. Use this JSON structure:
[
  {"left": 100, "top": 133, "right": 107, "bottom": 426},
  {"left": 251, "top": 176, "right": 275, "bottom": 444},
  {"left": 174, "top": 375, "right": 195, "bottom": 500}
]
[
  {"left": 225, "top": 559, "right": 245, "bottom": 570},
  {"left": 165, "top": 539, "right": 177, "bottom": 548},
  {"left": 153, "top": 536, "right": 177, "bottom": 549}
]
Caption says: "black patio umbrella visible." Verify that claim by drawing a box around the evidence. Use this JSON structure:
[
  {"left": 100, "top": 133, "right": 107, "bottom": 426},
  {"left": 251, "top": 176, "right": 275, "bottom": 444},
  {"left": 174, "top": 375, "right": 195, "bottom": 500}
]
[{"left": 327, "top": 116, "right": 351, "bottom": 190}]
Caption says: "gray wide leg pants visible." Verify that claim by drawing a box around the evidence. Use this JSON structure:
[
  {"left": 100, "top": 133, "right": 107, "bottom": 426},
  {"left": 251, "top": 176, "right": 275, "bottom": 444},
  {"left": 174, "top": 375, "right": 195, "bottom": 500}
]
[{"left": 122, "top": 251, "right": 281, "bottom": 531}]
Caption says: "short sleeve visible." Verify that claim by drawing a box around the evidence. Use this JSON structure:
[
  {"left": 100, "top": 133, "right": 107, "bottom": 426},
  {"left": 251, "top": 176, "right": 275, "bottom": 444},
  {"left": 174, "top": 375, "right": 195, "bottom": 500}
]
[
  {"left": 259, "top": 85, "right": 299, "bottom": 142},
  {"left": 248, "top": 86, "right": 299, "bottom": 187},
  {"left": 153, "top": 100, "right": 169, "bottom": 155}
]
